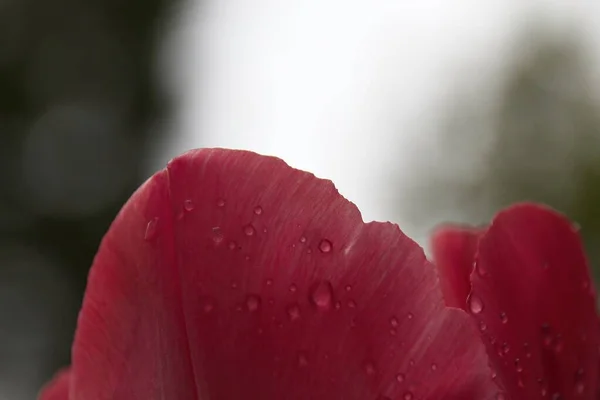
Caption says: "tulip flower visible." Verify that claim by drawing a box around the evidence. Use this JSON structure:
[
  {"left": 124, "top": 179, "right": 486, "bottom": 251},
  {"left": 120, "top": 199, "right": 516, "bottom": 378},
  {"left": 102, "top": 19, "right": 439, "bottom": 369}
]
[{"left": 39, "top": 149, "right": 599, "bottom": 399}]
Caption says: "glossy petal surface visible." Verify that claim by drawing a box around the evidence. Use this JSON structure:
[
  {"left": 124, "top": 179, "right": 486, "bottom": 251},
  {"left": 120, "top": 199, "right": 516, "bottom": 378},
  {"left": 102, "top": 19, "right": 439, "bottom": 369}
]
[
  {"left": 469, "top": 204, "right": 600, "bottom": 399},
  {"left": 431, "top": 226, "right": 481, "bottom": 309},
  {"left": 46, "top": 149, "right": 500, "bottom": 400}
]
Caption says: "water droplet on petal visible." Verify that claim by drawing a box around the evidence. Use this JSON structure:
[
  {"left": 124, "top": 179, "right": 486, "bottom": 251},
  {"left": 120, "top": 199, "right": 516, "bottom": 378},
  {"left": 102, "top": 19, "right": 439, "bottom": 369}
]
[
  {"left": 403, "top": 391, "right": 414, "bottom": 400},
  {"left": 265, "top": 279, "right": 273, "bottom": 286},
  {"left": 364, "top": 361, "right": 376, "bottom": 375},
  {"left": 299, "top": 236, "right": 307, "bottom": 243},
  {"left": 476, "top": 261, "right": 488, "bottom": 277},
  {"left": 310, "top": 281, "right": 333, "bottom": 310},
  {"left": 212, "top": 227, "right": 224, "bottom": 244},
  {"left": 246, "top": 294, "right": 261, "bottom": 312},
  {"left": 553, "top": 334, "right": 564, "bottom": 354},
  {"left": 407, "top": 312, "right": 414, "bottom": 320},
  {"left": 574, "top": 368, "right": 585, "bottom": 394},
  {"left": 228, "top": 241, "right": 237, "bottom": 250},
  {"left": 347, "top": 300, "right": 356, "bottom": 308},
  {"left": 396, "top": 373, "right": 405, "bottom": 383},
  {"left": 514, "top": 358, "right": 523, "bottom": 372},
  {"left": 183, "top": 199, "right": 194, "bottom": 211},
  {"left": 479, "top": 321, "right": 487, "bottom": 332},
  {"left": 253, "top": 206, "right": 263, "bottom": 215},
  {"left": 542, "top": 261, "right": 549, "bottom": 269},
  {"left": 345, "top": 285, "right": 352, "bottom": 292},
  {"left": 216, "top": 198, "right": 226, "bottom": 207},
  {"left": 243, "top": 224, "right": 255, "bottom": 236},
  {"left": 318, "top": 239, "right": 332, "bottom": 253},
  {"left": 523, "top": 342, "right": 532, "bottom": 358},
  {"left": 286, "top": 303, "right": 301, "bottom": 321},
  {"left": 390, "top": 317, "right": 399, "bottom": 327},
  {"left": 289, "top": 284, "right": 297, "bottom": 293},
  {"left": 514, "top": 376, "right": 524, "bottom": 388},
  {"left": 297, "top": 351, "right": 309, "bottom": 367},
  {"left": 495, "top": 393, "right": 506, "bottom": 400},
  {"left": 500, "top": 312, "right": 508, "bottom": 324},
  {"left": 431, "top": 363, "right": 437, "bottom": 371},
  {"left": 468, "top": 295, "right": 484, "bottom": 314},
  {"left": 200, "top": 297, "right": 215, "bottom": 314},
  {"left": 144, "top": 218, "right": 159, "bottom": 241},
  {"left": 541, "top": 323, "right": 554, "bottom": 347}
]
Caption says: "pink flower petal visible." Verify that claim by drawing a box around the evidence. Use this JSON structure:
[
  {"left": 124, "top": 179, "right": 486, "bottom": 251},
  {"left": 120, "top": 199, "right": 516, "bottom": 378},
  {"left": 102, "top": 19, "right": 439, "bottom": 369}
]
[
  {"left": 431, "top": 226, "right": 481, "bottom": 309},
  {"left": 56, "top": 149, "right": 501, "bottom": 399},
  {"left": 469, "top": 203, "right": 600, "bottom": 398}
]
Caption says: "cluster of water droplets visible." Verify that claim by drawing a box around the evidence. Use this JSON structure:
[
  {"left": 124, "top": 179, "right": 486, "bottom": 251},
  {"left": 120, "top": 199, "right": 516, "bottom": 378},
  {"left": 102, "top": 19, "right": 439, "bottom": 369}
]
[
  {"left": 466, "top": 260, "right": 592, "bottom": 398},
  {"left": 158, "top": 198, "right": 344, "bottom": 321},
  {"left": 142, "top": 198, "right": 494, "bottom": 399}
]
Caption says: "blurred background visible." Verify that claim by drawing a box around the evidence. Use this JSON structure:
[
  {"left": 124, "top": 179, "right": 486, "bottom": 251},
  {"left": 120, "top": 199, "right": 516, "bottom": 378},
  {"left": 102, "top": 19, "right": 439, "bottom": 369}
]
[{"left": 1, "top": 1, "right": 600, "bottom": 398}]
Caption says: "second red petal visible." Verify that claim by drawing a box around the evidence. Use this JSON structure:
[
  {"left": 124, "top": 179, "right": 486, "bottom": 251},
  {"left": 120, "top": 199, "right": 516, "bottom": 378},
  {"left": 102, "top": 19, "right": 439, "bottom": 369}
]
[{"left": 431, "top": 225, "right": 482, "bottom": 310}]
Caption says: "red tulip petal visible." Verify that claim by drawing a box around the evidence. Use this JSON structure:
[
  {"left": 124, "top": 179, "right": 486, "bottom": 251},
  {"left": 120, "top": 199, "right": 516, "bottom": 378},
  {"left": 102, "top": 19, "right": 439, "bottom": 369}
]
[
  {"left": 431, "top": 226, "right": 481, "bottom": 309},
  {"left": 469, "top": 203, "right": 600, "bottom": 398},
  {"left": 165, "top": 149, "right": 499, "bottom": 399},
  {"left": 67, "top": 149, "right": 501, "bottom": 399},
  {"left": 38, "top": 369, "right": 70, "bottom": 400},
  {"left": 70, "top": 171, "right": 197, "bottom": 399}
]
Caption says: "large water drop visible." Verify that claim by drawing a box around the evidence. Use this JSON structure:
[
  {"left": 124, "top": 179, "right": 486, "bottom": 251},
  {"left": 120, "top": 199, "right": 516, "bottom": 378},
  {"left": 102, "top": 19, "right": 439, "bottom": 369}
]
[
  {"left": 318, "top": 239, "right": 332, "bottom": 253},
  {"left": 468, "top": 295, "right": 484, "bottom": 314},
  {"left": 310, "top": 281, "right": 333, "bottom": 310}
]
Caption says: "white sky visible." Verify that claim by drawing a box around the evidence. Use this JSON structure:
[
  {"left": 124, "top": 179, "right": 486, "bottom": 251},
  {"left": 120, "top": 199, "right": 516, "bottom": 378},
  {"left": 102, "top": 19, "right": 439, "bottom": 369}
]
[{"left": 156, "top": 0, "right": 600, "bottom": 246}]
